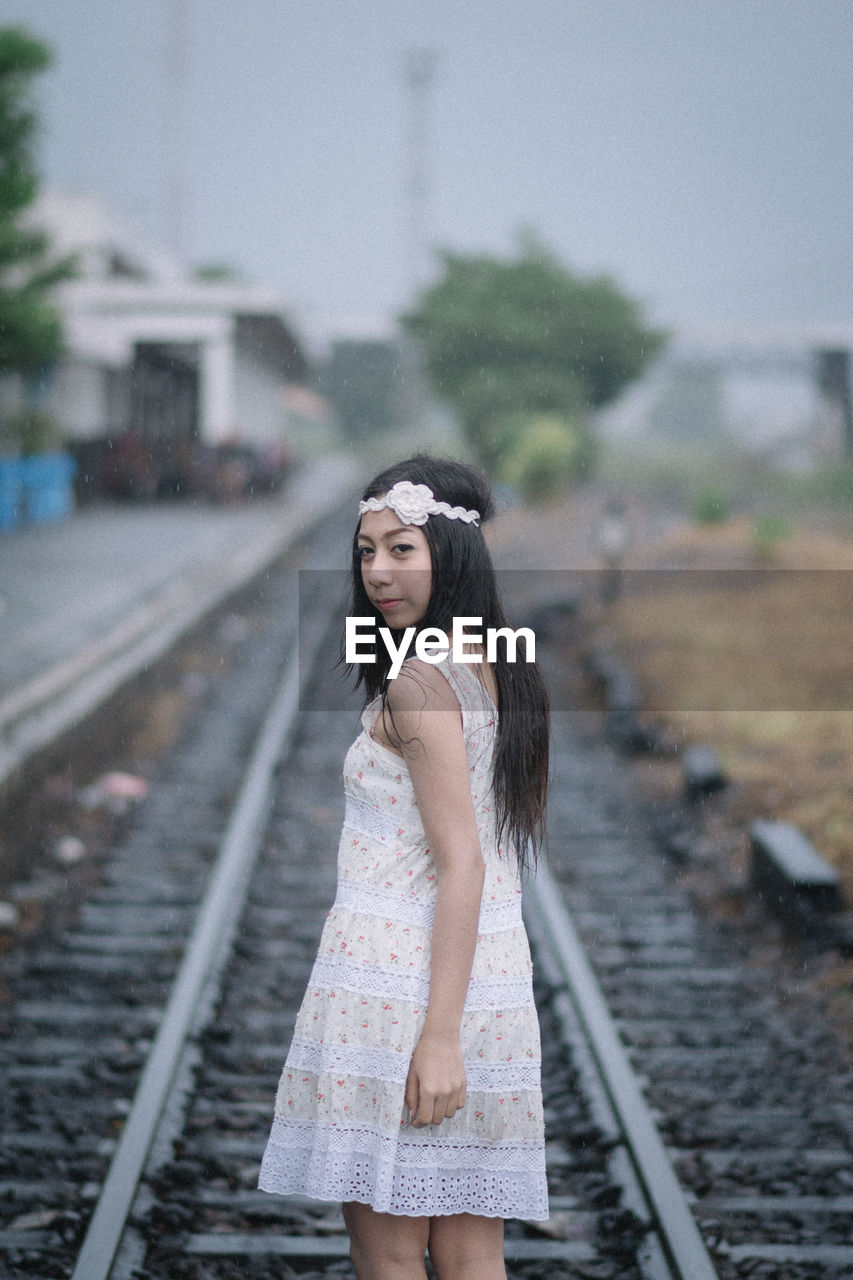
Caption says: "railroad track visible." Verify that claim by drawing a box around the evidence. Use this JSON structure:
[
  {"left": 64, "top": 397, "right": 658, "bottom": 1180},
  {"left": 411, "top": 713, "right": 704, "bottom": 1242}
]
[
  {"left": 1, "top": 526, "right": 851, "bottom": 1278},
  {"left": 543, "top": 708, "right": 853, "bottom": 1280}
]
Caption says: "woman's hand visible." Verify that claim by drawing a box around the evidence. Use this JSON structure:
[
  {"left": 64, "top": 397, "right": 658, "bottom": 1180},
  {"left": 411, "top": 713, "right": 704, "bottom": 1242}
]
[{"left": 405, "top": 1030, "right": 467, "bottom": 1127}]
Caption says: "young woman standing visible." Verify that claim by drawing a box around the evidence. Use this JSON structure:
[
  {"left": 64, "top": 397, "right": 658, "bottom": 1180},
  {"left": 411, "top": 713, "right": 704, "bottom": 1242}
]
[{"left": 259, "top": 455, "right": 550, "bottom": 1279}]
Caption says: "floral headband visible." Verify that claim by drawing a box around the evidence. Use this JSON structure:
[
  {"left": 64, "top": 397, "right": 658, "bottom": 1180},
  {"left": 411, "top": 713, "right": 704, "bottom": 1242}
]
[{"left": 358, "top": 480, "right": 480, "bottom": 526}]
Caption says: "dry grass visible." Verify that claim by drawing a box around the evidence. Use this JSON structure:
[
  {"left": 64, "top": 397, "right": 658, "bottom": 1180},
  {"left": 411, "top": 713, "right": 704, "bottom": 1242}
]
[{"left": 609, "top": 515, "right": 853, "bottom": 899}]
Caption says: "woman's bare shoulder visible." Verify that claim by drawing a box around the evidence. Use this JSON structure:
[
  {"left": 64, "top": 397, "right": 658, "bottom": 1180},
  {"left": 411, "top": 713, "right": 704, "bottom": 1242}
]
[{"left": 385, "top": 658, "right": 461, "bottom": 716}]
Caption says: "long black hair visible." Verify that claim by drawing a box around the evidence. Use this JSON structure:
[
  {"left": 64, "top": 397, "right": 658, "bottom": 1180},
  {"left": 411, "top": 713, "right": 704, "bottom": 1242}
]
[{"left": 345, "top": 454, "right": 549, "bottom": 870}]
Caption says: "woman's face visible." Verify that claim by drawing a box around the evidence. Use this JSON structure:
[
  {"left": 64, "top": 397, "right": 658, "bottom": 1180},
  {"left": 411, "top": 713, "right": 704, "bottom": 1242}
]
[{"left": 357, "top": 506, "right": 433, "bottom": 629}]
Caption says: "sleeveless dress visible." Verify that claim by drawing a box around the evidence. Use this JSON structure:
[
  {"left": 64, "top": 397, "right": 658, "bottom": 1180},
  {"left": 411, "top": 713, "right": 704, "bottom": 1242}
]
[{"left": 258, "top": 654, "right": 548, "bottom": 1219}]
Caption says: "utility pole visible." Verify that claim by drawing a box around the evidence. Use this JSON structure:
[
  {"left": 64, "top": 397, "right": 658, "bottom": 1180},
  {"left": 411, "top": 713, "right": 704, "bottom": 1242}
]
[
  {"left": 403, "top": 47, "right": 438, "bottom": 299},
  {"left": 164, "top": 0, "right": 188, "bottom": 264},
  {"left": 398, "top": 48, "right": 439, "bottom": 435}
]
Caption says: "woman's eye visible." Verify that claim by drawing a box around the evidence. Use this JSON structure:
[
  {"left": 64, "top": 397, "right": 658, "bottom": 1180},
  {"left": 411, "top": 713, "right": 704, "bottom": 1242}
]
[
  {"left": 356, "top": 546, "right": 373, "bottom": 559},
  {"left": 393, "top": 543, "right": 414, "bottom": 554}
]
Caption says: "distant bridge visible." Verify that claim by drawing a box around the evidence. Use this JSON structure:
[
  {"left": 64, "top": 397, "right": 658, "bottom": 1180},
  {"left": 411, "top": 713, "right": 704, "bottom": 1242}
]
[{"left": 667, "top": 323, "right": 853, "bottom": 457}]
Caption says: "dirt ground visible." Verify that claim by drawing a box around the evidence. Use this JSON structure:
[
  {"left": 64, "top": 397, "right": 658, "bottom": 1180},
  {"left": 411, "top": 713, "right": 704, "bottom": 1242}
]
[
  {"left": 607, "top": 514, "right": 853, "bottom": 905},
  {"left": 491, "top": 493, "right": 853, "bottom": 901},
  {"left": 490, "top": 491, "right": 853, "bottom": 1043}
]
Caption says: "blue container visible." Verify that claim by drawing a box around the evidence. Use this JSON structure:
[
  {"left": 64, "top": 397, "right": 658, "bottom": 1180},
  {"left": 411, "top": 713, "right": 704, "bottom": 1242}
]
[
  {"left": 20, "top": 453, "right": 76, "bottom": 524},
  {"left": 0, "top": 457, "right": 22, "bottom": 532}
]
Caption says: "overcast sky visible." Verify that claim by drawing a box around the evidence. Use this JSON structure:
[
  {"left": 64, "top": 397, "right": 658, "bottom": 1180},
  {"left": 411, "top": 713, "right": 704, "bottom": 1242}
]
[{"left": 2, "top": 1, "right": 851, "bottom": 343}]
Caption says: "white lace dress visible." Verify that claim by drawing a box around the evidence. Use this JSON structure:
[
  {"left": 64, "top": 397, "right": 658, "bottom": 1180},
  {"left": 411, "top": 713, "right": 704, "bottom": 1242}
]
[{"left": 258, "top": 654, "right": 548, "bottom": 1219}]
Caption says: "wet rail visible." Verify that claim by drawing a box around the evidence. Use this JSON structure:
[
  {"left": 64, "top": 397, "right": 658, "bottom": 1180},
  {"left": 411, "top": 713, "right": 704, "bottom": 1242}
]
[
  {"left": 1, "top": 520, "right": 852, "bottom": 1279},
  {"left": 541, "top": 706, "right": 853, "bottom": 1280}
]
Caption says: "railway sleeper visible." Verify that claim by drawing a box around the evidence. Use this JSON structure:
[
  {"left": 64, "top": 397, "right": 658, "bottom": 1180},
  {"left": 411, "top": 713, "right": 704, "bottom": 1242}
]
[{"left": 749, "top": 818, "right": 845, "bottom": 927}]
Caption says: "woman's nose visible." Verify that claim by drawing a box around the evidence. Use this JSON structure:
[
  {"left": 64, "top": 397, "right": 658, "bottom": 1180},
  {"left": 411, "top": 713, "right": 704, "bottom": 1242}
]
[{"left": 366, "top": 552, "right": 394, "bottom": 583}]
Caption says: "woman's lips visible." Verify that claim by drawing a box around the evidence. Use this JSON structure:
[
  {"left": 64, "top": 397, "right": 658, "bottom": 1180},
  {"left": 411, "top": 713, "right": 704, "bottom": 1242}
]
[{"left": 376, "top": 598, "right": 403, "bottom": 611}]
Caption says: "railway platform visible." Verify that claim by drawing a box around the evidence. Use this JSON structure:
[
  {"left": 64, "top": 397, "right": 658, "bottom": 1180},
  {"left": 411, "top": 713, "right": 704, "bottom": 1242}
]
[{"left": 0, "top": 453, "right": 362, "bottom": 791}]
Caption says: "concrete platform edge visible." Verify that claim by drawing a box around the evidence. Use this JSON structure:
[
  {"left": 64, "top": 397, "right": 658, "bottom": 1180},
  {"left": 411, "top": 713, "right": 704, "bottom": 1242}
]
[{"left": 0, "top": 455, "right": 362, "bottom": 792}]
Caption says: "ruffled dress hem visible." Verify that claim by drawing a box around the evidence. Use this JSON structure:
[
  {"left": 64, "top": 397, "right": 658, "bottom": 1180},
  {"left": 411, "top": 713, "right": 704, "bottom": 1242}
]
[{"left": 258, "top": 1126, "right": 549, "bottom": 1219}]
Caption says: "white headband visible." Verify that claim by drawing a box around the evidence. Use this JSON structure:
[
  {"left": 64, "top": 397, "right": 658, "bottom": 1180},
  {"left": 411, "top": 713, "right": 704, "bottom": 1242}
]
[{"left": 358, "top": 480, "right": 480, "bottom": 527}]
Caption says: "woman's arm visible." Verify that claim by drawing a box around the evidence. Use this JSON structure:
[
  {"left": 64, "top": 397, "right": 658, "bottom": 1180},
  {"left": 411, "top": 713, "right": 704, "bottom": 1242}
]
[{"left": 384, "top": 660, "right": 486, "bottom": 1128}]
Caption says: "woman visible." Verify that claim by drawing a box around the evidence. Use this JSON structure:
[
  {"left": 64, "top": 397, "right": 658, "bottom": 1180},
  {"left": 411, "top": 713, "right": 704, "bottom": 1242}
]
[{"left": 259, "top": 455, "right": 550, "bottom": 1279}]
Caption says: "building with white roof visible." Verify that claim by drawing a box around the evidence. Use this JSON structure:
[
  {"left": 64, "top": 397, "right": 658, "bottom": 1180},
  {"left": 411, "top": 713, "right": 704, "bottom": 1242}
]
[{"left": 29, "top": 191, "right": 312, "bottom": 474}]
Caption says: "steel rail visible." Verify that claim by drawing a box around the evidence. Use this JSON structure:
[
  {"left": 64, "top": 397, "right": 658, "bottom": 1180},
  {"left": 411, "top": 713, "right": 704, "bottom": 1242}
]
[
  {"left": 525, "top": 861, "right": 720, "bottom": 1280},
  {"left": 70, "top": 566, "right": 714, "bottom": 1278},
  {"left": 70, "top": 643, "right": 303, "bottom": 1280}
]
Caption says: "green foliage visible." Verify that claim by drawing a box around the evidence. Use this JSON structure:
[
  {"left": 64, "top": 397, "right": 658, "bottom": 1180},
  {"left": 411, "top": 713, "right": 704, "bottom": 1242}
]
[
  {"left": 692, "top": 486, "right": 731, "bottom": 524},
  {"left": 449, "top": 366, "right": 587, "bottom": 470},
  {"left": 0, "top": 27, "right": 74, "bottom": 376},
  {"left": 3, "top": 404, "right": 60, "bottom": 454},
  {"left": 403, "top": 235, "right": 665, "bottom": 472},
  {"left": 752, "top": 513, "right": 791, "bottom": 558},
  {"left": 802, "top": 463, "right": 853, "bottom": 506},
  {"left": 192, "top": 261, "right": 245, "bottom": 283},
  {"left": 499, "top": 413, "right": 595, "bottom": 504}
]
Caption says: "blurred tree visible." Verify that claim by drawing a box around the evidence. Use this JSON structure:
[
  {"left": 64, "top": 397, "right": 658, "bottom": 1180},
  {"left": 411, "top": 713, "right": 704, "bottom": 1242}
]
[
  {"left": 0, "top": 27, "right": 73, "bottom": 379},
  {"left": 320, "top": 338, "right": 401, "bottom": 440},
  {"left": 403, "top": 232, "right": 665, "bottom": 473},
  {"left": 192, "top": 261, "right": 246, "bottom": 283}
]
